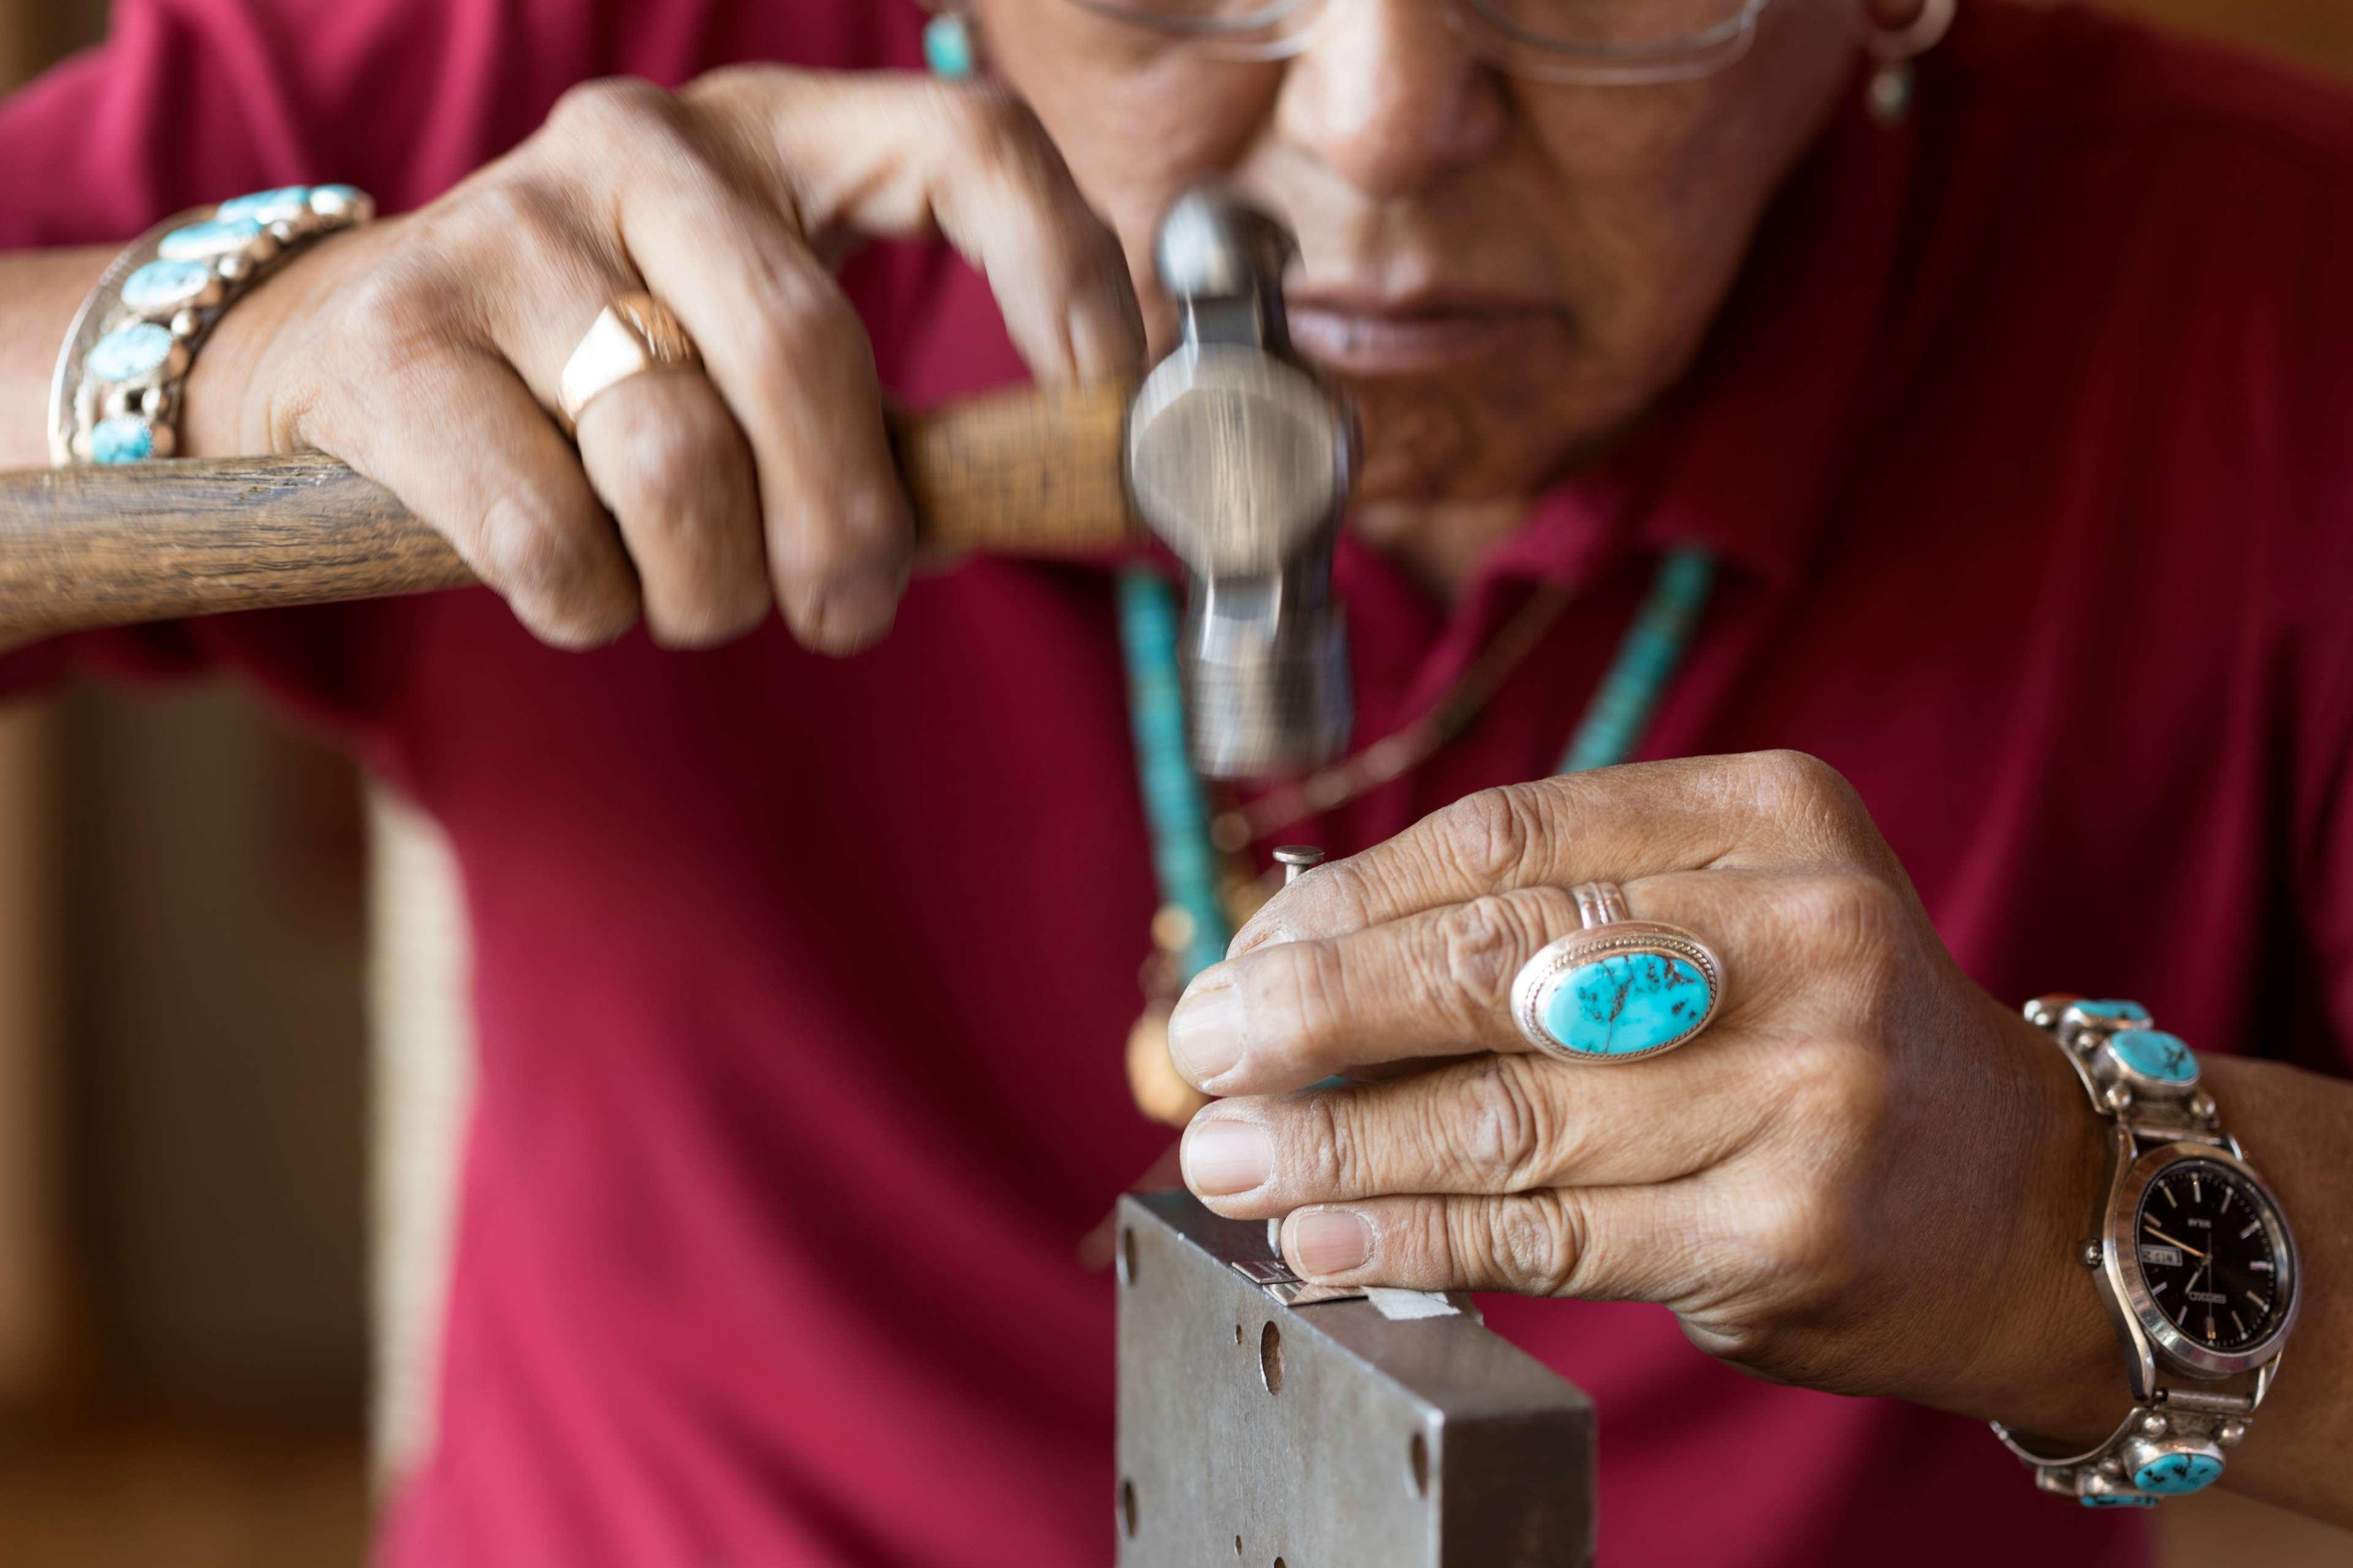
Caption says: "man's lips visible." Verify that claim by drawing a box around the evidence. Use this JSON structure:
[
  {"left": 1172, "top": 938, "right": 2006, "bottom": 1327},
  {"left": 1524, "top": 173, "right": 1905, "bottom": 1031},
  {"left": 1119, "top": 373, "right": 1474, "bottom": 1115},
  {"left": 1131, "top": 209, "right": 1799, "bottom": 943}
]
[{"left": 1284, "top": 292, "right": 1564, "bottom": 375}]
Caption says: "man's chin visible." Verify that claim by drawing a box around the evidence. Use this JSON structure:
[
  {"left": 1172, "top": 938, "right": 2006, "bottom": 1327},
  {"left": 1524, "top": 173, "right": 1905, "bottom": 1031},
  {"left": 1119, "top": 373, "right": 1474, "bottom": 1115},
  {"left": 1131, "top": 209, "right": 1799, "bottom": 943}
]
[{"left": 1345, "top": 378, "right": 1626, "bottom": 507}]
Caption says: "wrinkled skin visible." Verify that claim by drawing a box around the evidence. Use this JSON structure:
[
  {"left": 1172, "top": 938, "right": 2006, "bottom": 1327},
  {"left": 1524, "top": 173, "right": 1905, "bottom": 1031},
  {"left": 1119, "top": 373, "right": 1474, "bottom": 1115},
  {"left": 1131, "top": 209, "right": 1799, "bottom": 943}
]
[
  {"left": 161, "top": 0, "right": 2353, "bottom": 1524},
  {"left": 188, "top": 0, "right": 1883, "bottom": 640},
  {"left": 1165, "top": 751, "right": 2118, "bottom": 1440}
]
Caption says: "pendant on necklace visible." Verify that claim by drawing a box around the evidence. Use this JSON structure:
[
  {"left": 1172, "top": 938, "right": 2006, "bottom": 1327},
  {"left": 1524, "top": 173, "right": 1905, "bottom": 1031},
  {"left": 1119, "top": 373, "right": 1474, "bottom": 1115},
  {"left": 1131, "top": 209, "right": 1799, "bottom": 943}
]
[
  {"left": 1125, "top": 999, "right": 1207, "bottom": 1129},
  {"left": 1127, "top": 904, "right": 1211, "bottom": 1127}
]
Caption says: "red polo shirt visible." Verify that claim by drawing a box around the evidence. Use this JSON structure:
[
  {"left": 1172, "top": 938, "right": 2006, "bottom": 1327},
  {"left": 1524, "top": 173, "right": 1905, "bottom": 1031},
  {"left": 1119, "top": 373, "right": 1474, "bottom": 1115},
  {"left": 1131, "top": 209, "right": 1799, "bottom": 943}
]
[{"left": 5, "top": 2, "right": 2351, "bottom": 1564}]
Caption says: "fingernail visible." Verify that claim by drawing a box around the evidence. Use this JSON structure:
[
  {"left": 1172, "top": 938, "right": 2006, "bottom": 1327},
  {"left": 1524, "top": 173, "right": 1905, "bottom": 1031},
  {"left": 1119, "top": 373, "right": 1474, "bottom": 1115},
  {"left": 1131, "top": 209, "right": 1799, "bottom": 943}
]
[
  {"left": 1167, "top": 982, "right": 1242, "bottom": 1086},
  {"left": 815, "top": 572, "right": 899, "bottom": 651},
  {"left": 1182, "top": 1118, "right": 1272, "bottom": 1197},
  {"left": 1291, "top": 1210, "right": 1372, "bottom": 1278}
]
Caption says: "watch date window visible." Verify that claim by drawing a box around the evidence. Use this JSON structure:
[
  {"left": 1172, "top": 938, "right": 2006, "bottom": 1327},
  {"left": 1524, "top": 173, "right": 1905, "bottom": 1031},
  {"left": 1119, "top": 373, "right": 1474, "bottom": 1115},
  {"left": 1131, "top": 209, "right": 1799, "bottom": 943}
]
[{"left": 2140, "top": 1243, "right": 2184, "bottom": 1268}]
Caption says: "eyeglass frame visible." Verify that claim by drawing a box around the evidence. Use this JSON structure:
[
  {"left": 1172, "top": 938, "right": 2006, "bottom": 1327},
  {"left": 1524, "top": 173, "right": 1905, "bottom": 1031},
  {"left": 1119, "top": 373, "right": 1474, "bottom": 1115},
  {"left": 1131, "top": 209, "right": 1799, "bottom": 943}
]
[{"left": 1055, "top": 0, "right": 1782, "bottom": 85}]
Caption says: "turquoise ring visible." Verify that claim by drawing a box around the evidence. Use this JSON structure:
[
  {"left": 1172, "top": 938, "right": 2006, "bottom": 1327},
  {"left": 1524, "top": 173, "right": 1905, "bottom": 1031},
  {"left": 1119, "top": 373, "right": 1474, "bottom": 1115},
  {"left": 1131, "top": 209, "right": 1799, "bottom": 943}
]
[{"left": 1509, "top": 882, "right": 1724, "bottom": 1064}]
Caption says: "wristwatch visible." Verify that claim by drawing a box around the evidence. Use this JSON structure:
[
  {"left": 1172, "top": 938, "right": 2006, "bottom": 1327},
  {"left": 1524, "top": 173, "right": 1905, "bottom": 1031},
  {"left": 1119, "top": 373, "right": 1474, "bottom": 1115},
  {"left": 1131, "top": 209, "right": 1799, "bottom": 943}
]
[{"left": 1994, "top": 997, "right": 2300, "bottom": 1507}]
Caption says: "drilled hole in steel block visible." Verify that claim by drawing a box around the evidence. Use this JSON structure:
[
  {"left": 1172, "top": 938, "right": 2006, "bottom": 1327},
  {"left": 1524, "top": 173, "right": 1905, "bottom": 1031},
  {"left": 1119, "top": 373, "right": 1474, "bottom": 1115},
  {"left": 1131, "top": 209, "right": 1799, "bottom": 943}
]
[
  {"left": 1407, "top": 1431, "right": 1430, "bottom": 1498},
  {"left": 1233, "top": 1534, "right": 1243, "bottom": 1556},
  {"left": 1259, "top": 1322, "right": 1283, "bottom": 1394},
  {"left": 1119, "top": 1477, "right": 1138, "bottom": 1538},
  {"left": 1119, "top": 1227, "right": 1139, "bottom": 1287},
  {"left": 1234, "top": 1322, "right": 1244, "bottom": 1345}
]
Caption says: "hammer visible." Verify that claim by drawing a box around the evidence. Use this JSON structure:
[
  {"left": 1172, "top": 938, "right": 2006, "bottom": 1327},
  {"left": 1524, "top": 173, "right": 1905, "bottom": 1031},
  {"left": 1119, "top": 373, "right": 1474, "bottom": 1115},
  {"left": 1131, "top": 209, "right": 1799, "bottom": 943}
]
[{"left": 0, "top": 190, "right": 1354, "bottom": 777}]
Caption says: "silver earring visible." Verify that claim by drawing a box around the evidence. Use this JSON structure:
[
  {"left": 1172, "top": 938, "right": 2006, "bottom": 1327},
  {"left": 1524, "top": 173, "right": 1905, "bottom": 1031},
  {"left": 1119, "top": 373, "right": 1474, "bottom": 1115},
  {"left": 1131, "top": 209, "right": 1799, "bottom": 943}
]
[{"left": 1863, "top": 0, "right": 1956, "bottom": 123}]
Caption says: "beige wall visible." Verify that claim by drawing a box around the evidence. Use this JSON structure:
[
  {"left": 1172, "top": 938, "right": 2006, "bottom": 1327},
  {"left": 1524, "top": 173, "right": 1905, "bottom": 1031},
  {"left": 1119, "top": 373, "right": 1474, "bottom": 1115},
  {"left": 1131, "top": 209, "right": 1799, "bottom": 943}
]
[
  {"left": 0, "top": 0, "right": 368, "bottom": 1437},
  {"left": 2105, "top": 0, "right": 2353, "bottom": 71}
]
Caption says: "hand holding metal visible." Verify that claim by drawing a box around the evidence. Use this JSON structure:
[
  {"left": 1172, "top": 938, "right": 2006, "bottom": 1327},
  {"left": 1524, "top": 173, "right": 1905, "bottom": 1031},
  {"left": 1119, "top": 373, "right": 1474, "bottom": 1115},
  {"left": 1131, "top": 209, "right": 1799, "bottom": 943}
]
[{"left": 1127, "top": 189, "right": 1356, "bottom": 779}]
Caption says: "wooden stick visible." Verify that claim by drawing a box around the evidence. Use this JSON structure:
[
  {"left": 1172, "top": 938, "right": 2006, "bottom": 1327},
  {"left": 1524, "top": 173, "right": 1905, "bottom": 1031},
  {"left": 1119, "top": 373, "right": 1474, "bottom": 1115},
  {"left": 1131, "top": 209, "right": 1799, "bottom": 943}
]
[{"left": 0, "top": 379, "right": 1143, "bottom": 641}]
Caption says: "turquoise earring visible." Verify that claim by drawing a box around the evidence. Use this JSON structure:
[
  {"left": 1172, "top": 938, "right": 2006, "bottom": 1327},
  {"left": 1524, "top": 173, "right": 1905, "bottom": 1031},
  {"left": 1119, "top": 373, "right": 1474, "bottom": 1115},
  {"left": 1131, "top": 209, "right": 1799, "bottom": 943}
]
[{"left": 924, "top": 10, "right": 976, "bottom": 80}]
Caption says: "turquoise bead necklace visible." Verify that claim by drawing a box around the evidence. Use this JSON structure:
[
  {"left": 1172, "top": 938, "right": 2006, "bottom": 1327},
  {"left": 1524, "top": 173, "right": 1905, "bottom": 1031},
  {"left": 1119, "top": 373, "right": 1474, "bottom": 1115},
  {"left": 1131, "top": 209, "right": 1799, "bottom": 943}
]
[
  {"left": 1123, "top": 547, "right": 1719, "bottom": 991},
  {"left": 916, "top": 17, "right": 1720, "bottom": 1050}
]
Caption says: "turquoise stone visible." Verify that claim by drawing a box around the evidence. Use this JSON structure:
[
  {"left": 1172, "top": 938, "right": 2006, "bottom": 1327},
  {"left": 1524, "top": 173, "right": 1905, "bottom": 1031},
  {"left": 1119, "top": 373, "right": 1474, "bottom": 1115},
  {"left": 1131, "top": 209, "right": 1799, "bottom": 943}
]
[
  {"left": 2080, "top": 1494, "right": 2158, "bottom": 1509},
  {"left": 87, "top": 320, "right": 176, "bottom": 383},
  {"left": 217, "top": 185, "right": 311, "bottom": 223},
  {"left": 2131, "top": 1452, "right": 2222, "bottom": 1495},
  {"left": 923, "top": 12, "right": 975, "bottom": 78},
  {"left": 159, "top": 216, "right": 264, "bottom": 262},
  {"left": 122, "top": 259, "right": 215, "bottom": 316},
  {"left": 2110, "top": 1029, "right": 2197, "bottom": 1085},
  {"left": 2074, "top": 999, "right": 2151, "bottom": 1023},
  {"left": 1538, "top": 953, "right": 1710, "bottom": 1058},
  {"left": 90, "top": 417, "right": 155, "bottom": 464}
]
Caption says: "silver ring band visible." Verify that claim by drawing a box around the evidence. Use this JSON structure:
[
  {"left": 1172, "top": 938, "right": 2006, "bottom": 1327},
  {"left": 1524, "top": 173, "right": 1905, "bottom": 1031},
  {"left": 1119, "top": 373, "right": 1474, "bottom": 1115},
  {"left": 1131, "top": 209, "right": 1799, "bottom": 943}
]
[
  {"left": 1508, "top": 882, "right": 1725, "bottom": 1064},
  {"left": 1571, "top": 880, "right": 1631, "bottom": 929}
]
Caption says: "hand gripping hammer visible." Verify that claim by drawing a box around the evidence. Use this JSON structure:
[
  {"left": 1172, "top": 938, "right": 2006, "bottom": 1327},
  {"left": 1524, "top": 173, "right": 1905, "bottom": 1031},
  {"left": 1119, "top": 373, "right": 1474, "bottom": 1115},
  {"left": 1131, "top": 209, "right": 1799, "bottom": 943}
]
[{"left": 0, "top": 187, "right": 1355, "bottom": 776}]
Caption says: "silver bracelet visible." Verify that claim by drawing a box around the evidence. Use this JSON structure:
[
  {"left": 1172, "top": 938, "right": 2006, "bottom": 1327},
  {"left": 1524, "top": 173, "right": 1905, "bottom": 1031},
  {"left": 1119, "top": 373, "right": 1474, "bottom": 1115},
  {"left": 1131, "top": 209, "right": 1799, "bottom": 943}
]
[
  {"left": 47, "top": 184, "right": 375, "bottom": 468},
  {"left": 1991, "top": 996, "right": 2298, "bottom": 1508}
]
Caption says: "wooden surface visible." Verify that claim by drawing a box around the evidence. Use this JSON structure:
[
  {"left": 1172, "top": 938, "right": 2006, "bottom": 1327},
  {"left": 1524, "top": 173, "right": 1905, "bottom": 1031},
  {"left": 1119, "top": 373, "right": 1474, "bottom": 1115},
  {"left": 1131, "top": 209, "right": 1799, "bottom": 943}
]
[{"left": 0, "top": 379, "right": 1142, "bottom": 641}]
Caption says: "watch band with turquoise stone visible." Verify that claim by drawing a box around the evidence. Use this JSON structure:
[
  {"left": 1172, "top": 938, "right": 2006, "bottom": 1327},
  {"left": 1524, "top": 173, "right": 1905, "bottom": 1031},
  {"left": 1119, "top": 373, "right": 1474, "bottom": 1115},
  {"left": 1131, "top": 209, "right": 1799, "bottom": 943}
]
[
  {"left": 48, "top": 185, "right": 375, "bottom": 468},
  {"left": 1993, "top": 996, "right": 2281, "bottom": 1508}
]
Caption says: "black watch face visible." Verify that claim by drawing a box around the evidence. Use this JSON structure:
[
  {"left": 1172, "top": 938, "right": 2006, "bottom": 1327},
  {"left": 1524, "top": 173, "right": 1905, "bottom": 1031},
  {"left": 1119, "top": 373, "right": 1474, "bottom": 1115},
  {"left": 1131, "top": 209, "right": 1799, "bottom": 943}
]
[{"left": 2134, "top": 1160, "right": 2293, "bottom": 1353}]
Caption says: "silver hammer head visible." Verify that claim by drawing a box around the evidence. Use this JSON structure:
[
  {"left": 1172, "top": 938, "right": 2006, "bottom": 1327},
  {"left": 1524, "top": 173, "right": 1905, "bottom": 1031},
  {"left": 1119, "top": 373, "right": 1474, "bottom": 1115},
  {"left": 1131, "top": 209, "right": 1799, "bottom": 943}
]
[{"left": 1126, "top": 189, "right": 1355, "bottom": 781}]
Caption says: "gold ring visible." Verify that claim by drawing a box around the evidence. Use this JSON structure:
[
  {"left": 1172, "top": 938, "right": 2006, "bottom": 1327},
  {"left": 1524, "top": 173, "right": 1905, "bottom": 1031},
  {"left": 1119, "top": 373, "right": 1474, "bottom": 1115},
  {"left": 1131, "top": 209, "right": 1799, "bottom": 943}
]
[{"left": 558, "top": 291, "right": 700, "bottom": 426}]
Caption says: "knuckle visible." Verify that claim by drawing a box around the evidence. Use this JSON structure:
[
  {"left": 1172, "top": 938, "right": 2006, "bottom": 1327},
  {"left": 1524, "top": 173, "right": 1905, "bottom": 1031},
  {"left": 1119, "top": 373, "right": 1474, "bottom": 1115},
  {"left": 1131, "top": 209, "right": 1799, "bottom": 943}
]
[
  {"left": 681, "top": 61, "right": 791, "bottom": 110},
  {"left": 1443, "top": 1057, "right": 1553, "bottom": 1189},
  {"left": 449, "top": 176, "right": 580, "bottom": 263},
  {"left": 930, "top": 80, "right": 1046, "bottom": 159},
  {"left": 1433, "top": 894, "right": 1537, "bottom": 1007},
  {"left": 1744, "top": 748, "right": 1844, "bottom": 805},
  {"left": 476, "top": 492, "right": 635, "bottom": 644},
  {"left": 1744, "top": 749, "right": 1876, "bottom": 855},
  {"left": 321, "top": 258, "right": 457, "bottom": 381},
  {"left": 1479, "top": 1194, "right": 1579, "bottom": 1295},
  {"left": 609, "top": 407, "right": 726, "bottom": 523},
  {"left": 1750, "top": 1189, "right": 1859, "bottom": 1301},
  {"left": 1799, "top": 1040, "right": 1896, "bottom": 1144},
  {"left": 549, "top": 76, "right": 675, "bottom": 145},
  {"left": 1436, "top": 784, "right": 1557, "bottom": 889},
  {"left": 1294, "top": 1092, "right": 1367, "bottom": 1196}
]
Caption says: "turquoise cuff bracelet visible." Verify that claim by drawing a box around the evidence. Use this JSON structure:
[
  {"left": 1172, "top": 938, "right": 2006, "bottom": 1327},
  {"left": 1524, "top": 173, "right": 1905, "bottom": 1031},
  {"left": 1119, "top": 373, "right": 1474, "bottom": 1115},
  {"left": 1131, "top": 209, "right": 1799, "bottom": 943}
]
[{"left": 47, "top": 184, "right": 375, "bottom": 468}]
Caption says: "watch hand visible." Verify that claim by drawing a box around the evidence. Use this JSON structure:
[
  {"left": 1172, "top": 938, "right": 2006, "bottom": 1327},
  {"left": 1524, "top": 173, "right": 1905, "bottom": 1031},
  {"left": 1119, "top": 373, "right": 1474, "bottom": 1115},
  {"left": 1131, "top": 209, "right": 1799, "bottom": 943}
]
[{"left": 2142, "top": 1222, "right": 2208, "bottom": 1259}]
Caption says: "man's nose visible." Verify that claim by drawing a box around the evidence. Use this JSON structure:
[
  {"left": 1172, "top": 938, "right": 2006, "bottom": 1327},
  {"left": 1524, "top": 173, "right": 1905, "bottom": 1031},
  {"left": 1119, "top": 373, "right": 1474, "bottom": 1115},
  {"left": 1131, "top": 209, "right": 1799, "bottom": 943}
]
[{"left": 1274, "top": 0, "right": 1508, "bottom": 198}]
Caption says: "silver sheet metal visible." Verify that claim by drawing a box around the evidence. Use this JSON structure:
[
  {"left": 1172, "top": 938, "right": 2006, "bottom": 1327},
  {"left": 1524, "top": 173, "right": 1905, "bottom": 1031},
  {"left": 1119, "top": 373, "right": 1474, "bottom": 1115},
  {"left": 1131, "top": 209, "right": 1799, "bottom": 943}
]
[{"left": 1115, "top": 1191, "right": 1594, "bottom": 1567}]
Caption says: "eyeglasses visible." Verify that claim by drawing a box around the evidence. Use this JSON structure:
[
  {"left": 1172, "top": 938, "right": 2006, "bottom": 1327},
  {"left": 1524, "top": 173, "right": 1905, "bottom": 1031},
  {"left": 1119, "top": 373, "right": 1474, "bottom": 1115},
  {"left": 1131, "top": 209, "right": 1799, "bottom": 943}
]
[{"left": 1060, "top": 0, "right": 1778, "bottom": 83}]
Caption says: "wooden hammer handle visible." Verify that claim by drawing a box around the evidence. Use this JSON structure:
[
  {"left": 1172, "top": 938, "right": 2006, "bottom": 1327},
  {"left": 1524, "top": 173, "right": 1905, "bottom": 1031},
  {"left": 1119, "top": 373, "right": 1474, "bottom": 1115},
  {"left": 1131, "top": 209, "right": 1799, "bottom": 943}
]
[{"left": 0, "top": 378, "right": 1141, "bottom": 642}]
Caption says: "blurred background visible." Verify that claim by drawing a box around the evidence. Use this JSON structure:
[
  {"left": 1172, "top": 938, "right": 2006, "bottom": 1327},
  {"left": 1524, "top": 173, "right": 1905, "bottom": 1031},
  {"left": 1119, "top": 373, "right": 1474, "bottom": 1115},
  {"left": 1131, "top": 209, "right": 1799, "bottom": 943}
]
[{"left": 0, "top": 3, "right": 2349, "bottom": 1566}]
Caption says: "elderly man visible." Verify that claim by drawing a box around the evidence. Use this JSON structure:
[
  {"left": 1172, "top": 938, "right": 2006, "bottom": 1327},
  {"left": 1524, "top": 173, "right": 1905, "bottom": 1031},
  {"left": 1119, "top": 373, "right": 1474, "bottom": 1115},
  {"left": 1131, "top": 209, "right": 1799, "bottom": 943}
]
[{"left": 0, "top": 0, "right": 2348, "bottom": 1562}]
